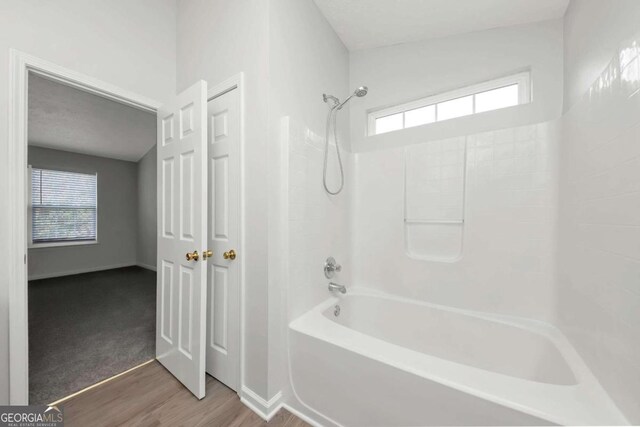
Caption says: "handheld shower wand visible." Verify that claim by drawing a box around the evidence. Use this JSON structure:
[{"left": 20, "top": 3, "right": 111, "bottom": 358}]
[{"left": 322, "top": 86, "right": 368, "bottom": 195}]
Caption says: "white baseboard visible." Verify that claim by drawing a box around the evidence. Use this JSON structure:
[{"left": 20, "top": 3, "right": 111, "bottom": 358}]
[
  {"left": 281, "top": 403, "right": 328, "bottom": 427},
  {"left": 136, "top": 262, "right": 157, "bottom": 272},
  {"left": 240, "top": 386, "right": 283, "bottom": 421},
  {"left": 28, "top": 263, "right": 136, "bottom": 281}
]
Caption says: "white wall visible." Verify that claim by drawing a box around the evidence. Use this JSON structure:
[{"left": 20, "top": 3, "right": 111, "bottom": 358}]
[
  {"left": 0, "top": 0, "right": 176, "bottom": 403},
  {"left": 27, "top": 147, "right": 139, "bottom": 279},
  {"left": 176, "top": 0, "right": 350, "bottom": 405},
  {"left": 268, "top": 0, "right": 350, "bottom": 405},
  {"left": 137, "top": 145, "right": 157, "bottom": 270},
  {"left": 558, "top": 12, "right": 640, "bottom": 423},
  {"left": 27, "top": 145, "right": 157, "bottom": 278},
  {"left": 563, "top": 0, "right": 640, "bottom": 111},
  {"left": 349, "top": 19, "right": 564, "bottom": 152},
  {"left": 177, "top": 0, "right": 272, "bottom": 399}
]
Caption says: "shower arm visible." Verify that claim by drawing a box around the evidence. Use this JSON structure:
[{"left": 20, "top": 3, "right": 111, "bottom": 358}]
[{"left": 336, "top": 94, "right": 355, "bottom": 110}]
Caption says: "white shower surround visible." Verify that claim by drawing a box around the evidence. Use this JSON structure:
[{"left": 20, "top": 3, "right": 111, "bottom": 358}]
[
  {"left": 282, "top": 121, "right": 595, "bottom": 426},
  {"left": 557, "top": 28, "right": 640, "bottom": 422},
  {"left": 277, "top": 4, "right": 639, "bottom": 426},
  {"left": 283, "top": 80, "right": 635, "bottom": 427},
  {"left": 352, "top": 123, "right": 558, "bottom": 322}
]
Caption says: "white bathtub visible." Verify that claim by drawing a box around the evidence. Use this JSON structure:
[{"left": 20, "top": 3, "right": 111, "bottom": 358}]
[{"left": 289, "top": 290, "right": 628, "bottom": 426}]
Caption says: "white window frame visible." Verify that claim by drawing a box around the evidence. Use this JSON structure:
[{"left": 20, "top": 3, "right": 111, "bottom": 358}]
[
  {"left": 28, "top": 165, "right": 99, "bottom": 249},
  {"left": 368, "top": 71, "right": 531, "bottom": 135}
]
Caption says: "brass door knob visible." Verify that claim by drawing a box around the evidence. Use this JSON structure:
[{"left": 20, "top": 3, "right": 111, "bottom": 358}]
[
  {"left": 203, "top": 250, "right": 213, "bottom": 260},
  {"left": 223, "top": 249, "right": 236, "bottom": 260},
  {"left": 186, "top": 251, "right": 199, "bottom": 261}
]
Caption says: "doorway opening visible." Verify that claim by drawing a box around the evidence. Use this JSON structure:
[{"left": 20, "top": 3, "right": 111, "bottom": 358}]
[
  {"left": 26, "top": 73, "right": 158, "bottom": 404},
  {"left": 8, "top": 51, "right": 162, "bottom": 405}
]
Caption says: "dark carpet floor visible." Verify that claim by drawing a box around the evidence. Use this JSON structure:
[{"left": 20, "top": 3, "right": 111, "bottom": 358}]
[{"left": 28, "top": 266, "right": 156, "bottom": 404}]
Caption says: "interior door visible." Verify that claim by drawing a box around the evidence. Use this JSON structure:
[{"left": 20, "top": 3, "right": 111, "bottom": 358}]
[
  {"left": 206, "top": 88, "right": 240, "bottom": 391},
  {"left": 156, "top": 80, "right": 208, "bottom": 399}
]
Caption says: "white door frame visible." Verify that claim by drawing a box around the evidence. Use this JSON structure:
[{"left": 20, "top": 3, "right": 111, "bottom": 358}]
[
  {"left": 206, "top": 73, "right": 246, "bottom": 397},
  {"left": 7, "top": 49, "right": 161, "bottom": 404}
]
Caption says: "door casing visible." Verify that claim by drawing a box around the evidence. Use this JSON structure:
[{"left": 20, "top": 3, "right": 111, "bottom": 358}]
[{"left": 7, "top": 50, "right": 161, "bottom": 404}]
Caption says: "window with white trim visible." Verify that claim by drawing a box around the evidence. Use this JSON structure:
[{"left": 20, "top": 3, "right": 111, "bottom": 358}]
[
  {"left": 30, "top": 168, "right": 98, "bottom": 246},
  {"left": 368, "top": 71, "right": 531, "bottom": 135}
]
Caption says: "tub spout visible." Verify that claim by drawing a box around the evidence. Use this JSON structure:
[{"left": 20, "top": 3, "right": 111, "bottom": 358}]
[{"left": 328, "top": 282, "right": 346, "bottom": 294}]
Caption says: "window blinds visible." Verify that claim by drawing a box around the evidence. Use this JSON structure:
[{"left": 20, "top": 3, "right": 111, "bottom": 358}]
[{"left": 31, "top": 168, "right": 97, "bottom": 243}]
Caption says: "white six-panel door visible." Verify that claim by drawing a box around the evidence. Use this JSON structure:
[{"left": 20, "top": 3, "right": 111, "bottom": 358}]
[
  {"left": 156, "top": 80, "right": 208, "bottom": 399},
  {"left": 206, "top": 88, "right": 240, "bottom": 391}
]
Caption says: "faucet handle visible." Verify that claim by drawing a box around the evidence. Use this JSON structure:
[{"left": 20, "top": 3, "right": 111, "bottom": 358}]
[{"left": 324, "top": 256, "right": 341, "bottom": 279}]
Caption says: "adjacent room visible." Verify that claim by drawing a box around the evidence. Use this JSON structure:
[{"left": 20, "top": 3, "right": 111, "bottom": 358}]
[{"left": 26, "top": 74, "right": 157, "bottom": 404}]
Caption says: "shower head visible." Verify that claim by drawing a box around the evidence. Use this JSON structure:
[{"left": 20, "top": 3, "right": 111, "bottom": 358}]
[
  {"left": 354, "top": 86, "right": 368, "bottom": 97},
  {"left": 336, "top": 85, "right": 368, "bottom": 109}
]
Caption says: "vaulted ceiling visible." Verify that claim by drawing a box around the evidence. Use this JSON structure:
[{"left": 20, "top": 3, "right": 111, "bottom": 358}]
[
  {"left": 313, "top": 0, "right": 570, "bottom": 51},
  {"left": 28, "top": 74, "right": 156, "bottom": 162}
]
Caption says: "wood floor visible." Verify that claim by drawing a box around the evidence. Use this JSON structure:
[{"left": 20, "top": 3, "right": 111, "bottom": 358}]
[{"left": 61, "top": 361, "right": 311, "bottom": 427}]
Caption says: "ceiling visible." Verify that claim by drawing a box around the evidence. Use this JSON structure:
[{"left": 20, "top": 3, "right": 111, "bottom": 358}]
[
  {"left": 313, "top": 0, "right": 570, "bottom": 51},
  {"left": 28, "top": 74, "right": 156, "bottom": 162}
]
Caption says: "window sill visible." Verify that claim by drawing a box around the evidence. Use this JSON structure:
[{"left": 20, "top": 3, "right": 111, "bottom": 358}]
[{"left": 29, "top": 240, "right": 99, "bottom": 249}]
